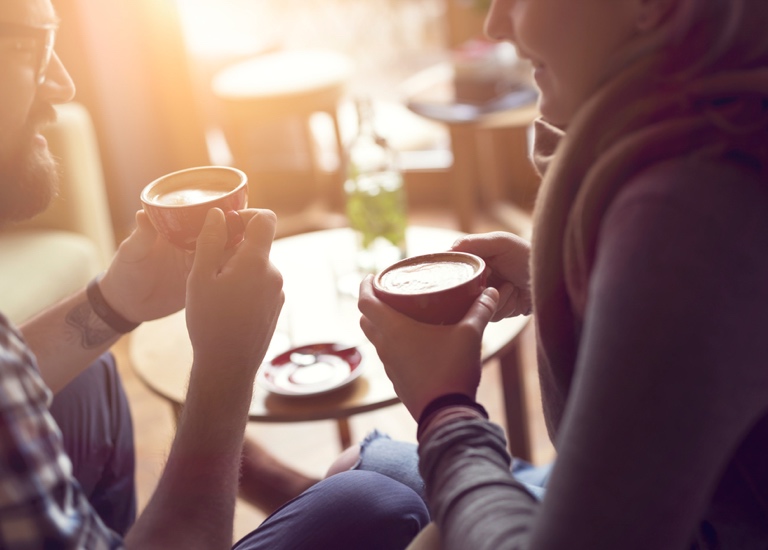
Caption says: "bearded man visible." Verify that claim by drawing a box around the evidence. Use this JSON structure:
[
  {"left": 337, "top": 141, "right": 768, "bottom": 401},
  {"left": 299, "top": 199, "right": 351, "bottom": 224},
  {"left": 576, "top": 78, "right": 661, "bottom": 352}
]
[{"left": 0, "top": 0, "right": 290, "bottom": 545}]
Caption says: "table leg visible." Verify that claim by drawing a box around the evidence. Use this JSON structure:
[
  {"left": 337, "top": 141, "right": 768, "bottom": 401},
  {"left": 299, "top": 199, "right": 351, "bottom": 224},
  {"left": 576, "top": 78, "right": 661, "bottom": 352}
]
[
  {"left": 447, "top": 124, "right": 479, "bottom": 232},
  {"left": 336, "top": 417, "right": 353, "bottom": 450},
  {"left": 498, "top": 331, "right": 533, "bottom": 462}
]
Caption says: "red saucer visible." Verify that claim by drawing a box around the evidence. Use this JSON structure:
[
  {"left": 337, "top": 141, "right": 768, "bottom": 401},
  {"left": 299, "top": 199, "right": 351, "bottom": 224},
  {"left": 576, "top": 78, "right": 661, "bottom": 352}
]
[{"left": 257, "top": 343, "right": 364, "bottom": 397}]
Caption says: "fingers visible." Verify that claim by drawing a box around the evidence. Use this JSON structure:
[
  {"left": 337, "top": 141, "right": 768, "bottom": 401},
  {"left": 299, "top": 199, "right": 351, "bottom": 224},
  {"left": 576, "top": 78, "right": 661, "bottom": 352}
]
[
  {"left": 236, "top": 208, "right": 261, "bottom": 225},
  {"left": 111, "top": 210, "right": 163, "bottom": 264},
  {"left": 494, "top": 282, "right": 519, "bottom": 319},
  {"left": 451, "top": 231, "right": 530, "bottom": 257},
  {"left": 190, "top": 208, "right": 278, "bottom": 281},
  {"left": 192, "top": 208, "right": 228, "bottom": 276},
  {"left": 358, "top": 276, "right": 377, "bottom": 326},
  {"left": 135, "top": 210, "right": 156, "bottom": 234},
  {"left": 122, "top": 210, "right": 159, "bottom": 250},
  {"left": 489, "top": 282, "right": 533, "bottom": 321},
  {"left": 463, "top": 287, "right": 499, "bottom": 332},
  {"left": 225, "top": 210, "right": 246, "bottom": 247},
  {"left": 358, "top": 275, "right": 393, "bottom": 345},
  {"left": 358, "top": 275, "right": 375, "bottom": 305},
  {"left": 359, "top": 314, "right": 378, "bottom": 348},
  {"left": 238, "top": 209, "right": 278, "bottom": 258},
  {"left": 358, "top": 275, "right": 392, "bottom": 325}
]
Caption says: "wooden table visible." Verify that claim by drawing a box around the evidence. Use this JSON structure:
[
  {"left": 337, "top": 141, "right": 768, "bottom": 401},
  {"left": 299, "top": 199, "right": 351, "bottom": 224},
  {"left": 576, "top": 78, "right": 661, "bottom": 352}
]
[
  {"left": 129, "top": 226, "right": 532, "bottom": 458},
  {"left": 404, "top": 62, "right": 541, "bottom": 235}
]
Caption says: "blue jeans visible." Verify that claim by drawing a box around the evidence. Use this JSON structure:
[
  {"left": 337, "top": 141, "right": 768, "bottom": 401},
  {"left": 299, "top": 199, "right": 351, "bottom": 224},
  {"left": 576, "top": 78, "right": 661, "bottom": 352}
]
[
  {"left": 233, "top": 470, "right": 429, "bottom": 550},
  {"left": 353, "top": 430, "right": 551, "bottom": 502},
  {"left": 49, "top": 352, "right": 137, "bottom": 535},
  {"left": 234, "top": 430, "right": 549, "bottom": 549}
]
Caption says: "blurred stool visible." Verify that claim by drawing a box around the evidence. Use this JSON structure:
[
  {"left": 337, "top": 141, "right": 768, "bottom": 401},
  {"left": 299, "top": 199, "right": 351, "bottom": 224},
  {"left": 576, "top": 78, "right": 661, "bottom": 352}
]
[{"left": 212, "top": 49, "right": 353, "bottom": 236}]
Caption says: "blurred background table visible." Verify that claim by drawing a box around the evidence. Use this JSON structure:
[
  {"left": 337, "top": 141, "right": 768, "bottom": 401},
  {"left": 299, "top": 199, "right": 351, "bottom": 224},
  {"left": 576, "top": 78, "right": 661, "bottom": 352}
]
[
  {"left": 403, "top": 62, "right": 541, "bottom": 236},
  {"left": 129, "top": 226, "right": 533, "bottom": 458}
]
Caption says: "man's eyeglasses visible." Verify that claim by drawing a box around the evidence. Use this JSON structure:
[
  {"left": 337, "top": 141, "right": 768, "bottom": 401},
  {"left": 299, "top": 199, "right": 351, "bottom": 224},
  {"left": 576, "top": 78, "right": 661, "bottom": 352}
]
[{"left": 0, "top": 22, "right": 57, "bottom": 85}]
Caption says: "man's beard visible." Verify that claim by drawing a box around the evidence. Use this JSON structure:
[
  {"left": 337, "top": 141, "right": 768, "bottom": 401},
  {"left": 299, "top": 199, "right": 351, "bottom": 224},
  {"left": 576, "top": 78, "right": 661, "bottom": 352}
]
[{"left": 0, "top": 105, "right": 60, "bottom": 224}]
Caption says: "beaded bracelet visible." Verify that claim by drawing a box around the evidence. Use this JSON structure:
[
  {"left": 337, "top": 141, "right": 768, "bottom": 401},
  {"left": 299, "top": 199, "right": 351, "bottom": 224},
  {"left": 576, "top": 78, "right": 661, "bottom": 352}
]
[{"left": 86, "top": 276, "right": 140, "bottom": 334}]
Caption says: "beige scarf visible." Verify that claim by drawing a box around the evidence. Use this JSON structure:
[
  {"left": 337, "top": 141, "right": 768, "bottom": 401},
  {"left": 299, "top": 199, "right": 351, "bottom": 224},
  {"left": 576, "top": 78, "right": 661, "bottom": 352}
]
[{"left": 528, "top": 59, "right": 768, "bottom": 438}]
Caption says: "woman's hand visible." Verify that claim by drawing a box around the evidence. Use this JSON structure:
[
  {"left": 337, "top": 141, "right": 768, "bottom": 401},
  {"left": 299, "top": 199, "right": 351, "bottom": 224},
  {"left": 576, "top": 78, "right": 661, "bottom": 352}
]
[
  {"left": 451, "top": 231, "right": 532, "bottom": 321},
  {"left": 358, "top": 275, "right": 499, "bottom": 420}
]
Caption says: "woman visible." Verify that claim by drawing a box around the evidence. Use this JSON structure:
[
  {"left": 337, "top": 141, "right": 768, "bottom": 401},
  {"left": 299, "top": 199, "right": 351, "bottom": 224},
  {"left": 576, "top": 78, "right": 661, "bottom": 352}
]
[{"left": 358, "top": 0, "right": 768, "bottom": 547}]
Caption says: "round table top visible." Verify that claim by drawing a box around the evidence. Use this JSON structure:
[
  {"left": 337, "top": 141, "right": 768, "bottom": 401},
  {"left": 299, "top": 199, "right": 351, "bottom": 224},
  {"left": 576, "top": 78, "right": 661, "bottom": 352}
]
[
  {"left": 402, "top": 61, "right": 539, "bottom": 126},
  {"left": 129, "top": 226, "right": 529, "bottom": 423}
]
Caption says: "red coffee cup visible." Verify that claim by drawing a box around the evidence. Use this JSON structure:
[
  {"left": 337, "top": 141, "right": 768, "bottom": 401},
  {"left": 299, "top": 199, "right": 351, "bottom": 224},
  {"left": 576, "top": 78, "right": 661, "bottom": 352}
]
[
  {"left": 140, "top": 166, "right": 248, "bottom": 250},
  {"left": 373, "top": 251, "right": 487, "bottom": 325}
]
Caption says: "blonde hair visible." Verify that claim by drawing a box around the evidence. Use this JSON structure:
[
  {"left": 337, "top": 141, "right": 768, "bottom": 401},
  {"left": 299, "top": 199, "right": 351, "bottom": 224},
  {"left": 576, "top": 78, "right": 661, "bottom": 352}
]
[{"left": 532, "top": 0, "right": 768, "bottom": 316}]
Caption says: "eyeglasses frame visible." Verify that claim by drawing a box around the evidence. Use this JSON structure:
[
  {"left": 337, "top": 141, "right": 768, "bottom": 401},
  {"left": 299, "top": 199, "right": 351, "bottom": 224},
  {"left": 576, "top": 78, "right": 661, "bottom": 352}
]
[{"left": 0, "top": 21, "right": 57, "bottom": 85}]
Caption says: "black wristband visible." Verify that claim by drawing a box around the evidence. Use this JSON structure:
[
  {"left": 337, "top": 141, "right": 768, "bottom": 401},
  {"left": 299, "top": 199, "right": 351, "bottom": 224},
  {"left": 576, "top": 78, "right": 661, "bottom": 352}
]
[
  {"left": 418, "top": 393, "right": 488, "bottom": 426},
  {"left": 86, "top": 276, "right": 140, "bottom": 334}
]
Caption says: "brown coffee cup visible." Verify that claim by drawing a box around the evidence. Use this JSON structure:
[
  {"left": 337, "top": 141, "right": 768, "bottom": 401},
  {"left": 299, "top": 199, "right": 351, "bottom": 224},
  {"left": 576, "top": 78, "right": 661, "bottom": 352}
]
[
  {"left": 373, "top": 251, "right": 487, "bottom": 325},
  {"left": 140, "top": 166, "right": 248, "bottom": 250}
]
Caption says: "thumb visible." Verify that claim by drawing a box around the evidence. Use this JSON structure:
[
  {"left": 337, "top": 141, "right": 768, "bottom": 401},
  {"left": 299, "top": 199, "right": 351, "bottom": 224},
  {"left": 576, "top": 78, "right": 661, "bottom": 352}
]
[
  {"left": 117, "top": 210, "right": 158, "bottom": 258},
  {"left": 462, "top": 287, "right": 499, "bottom": 332},
  {"left": 135, "top": 209, "right": 158, "bottom": 237},
  {"left": 191, "top": 208, "right": 227, "bottom": 276}
]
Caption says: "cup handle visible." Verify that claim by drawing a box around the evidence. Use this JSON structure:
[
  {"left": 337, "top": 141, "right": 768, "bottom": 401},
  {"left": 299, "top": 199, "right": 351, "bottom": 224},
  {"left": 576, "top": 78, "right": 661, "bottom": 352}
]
[{"left": 225, "top": 210, "right": 246, "bottom": 248}]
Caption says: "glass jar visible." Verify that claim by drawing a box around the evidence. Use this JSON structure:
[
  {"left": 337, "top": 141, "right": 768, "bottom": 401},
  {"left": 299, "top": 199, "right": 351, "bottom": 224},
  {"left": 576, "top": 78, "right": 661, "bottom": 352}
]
[{"left": 343, "top": 97, "right": 408, "bottom": 276}]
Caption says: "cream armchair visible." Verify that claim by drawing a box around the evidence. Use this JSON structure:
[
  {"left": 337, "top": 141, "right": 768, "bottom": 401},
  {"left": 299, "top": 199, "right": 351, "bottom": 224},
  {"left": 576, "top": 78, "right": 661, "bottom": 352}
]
[{"left": 0, "top": 102, "right": 116, "bottom": 324}]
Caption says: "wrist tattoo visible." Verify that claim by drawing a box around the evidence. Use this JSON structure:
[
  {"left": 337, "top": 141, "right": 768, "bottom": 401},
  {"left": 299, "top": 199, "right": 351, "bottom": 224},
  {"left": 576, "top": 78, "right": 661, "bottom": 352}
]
[{"left": 65, "top": 300, "right": 116, "bottom": 349}]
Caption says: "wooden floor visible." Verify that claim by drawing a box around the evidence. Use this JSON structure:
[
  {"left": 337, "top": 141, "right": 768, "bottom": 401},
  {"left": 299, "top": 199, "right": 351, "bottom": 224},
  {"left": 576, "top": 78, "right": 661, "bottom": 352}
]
[{"left": 113, "top": 206, "right": 555, "bottom": 542}]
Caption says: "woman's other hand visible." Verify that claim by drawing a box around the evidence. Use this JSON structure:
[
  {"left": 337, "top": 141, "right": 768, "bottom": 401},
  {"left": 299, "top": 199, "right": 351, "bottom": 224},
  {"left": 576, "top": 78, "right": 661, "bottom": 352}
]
[{"left": 451, "top": 231, "right": 532, "bottom": 321}]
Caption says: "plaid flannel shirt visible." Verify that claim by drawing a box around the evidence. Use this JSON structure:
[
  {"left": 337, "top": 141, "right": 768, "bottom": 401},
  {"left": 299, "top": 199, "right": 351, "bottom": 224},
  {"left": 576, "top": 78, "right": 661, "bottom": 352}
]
[{"left": 0, "top": 314, "right": 123, "bottom": 549}]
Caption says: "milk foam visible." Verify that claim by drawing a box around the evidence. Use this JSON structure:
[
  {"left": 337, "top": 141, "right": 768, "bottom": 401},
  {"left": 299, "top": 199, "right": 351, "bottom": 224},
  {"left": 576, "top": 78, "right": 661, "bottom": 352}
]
[{"left": 380, "top": 261, "right": 475, "bottom": 294}]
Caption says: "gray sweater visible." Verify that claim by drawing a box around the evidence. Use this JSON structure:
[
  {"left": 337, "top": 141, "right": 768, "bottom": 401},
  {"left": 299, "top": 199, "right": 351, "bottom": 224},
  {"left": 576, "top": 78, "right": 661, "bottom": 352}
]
[{"left": 419, "top": 157, "right": 768, "bottom": 549}]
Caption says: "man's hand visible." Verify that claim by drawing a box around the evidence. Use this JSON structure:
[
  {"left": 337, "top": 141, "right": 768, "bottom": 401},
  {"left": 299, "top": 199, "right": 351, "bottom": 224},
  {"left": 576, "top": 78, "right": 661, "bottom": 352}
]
[
  {"left": 98, "top": 210, "right": 191, "bottom": 324},
  {"left": 185, "top": 208, "right": 284, "bottom": 381},
  {"left": 124, "top": 209, "right": 284, "bottom": 549}
]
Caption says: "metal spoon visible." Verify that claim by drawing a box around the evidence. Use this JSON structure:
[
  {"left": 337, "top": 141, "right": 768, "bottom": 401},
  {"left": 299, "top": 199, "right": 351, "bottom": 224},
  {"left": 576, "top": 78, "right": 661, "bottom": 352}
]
[{"left": 289, "top": 344, "right": 358, "bottom": 366}]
